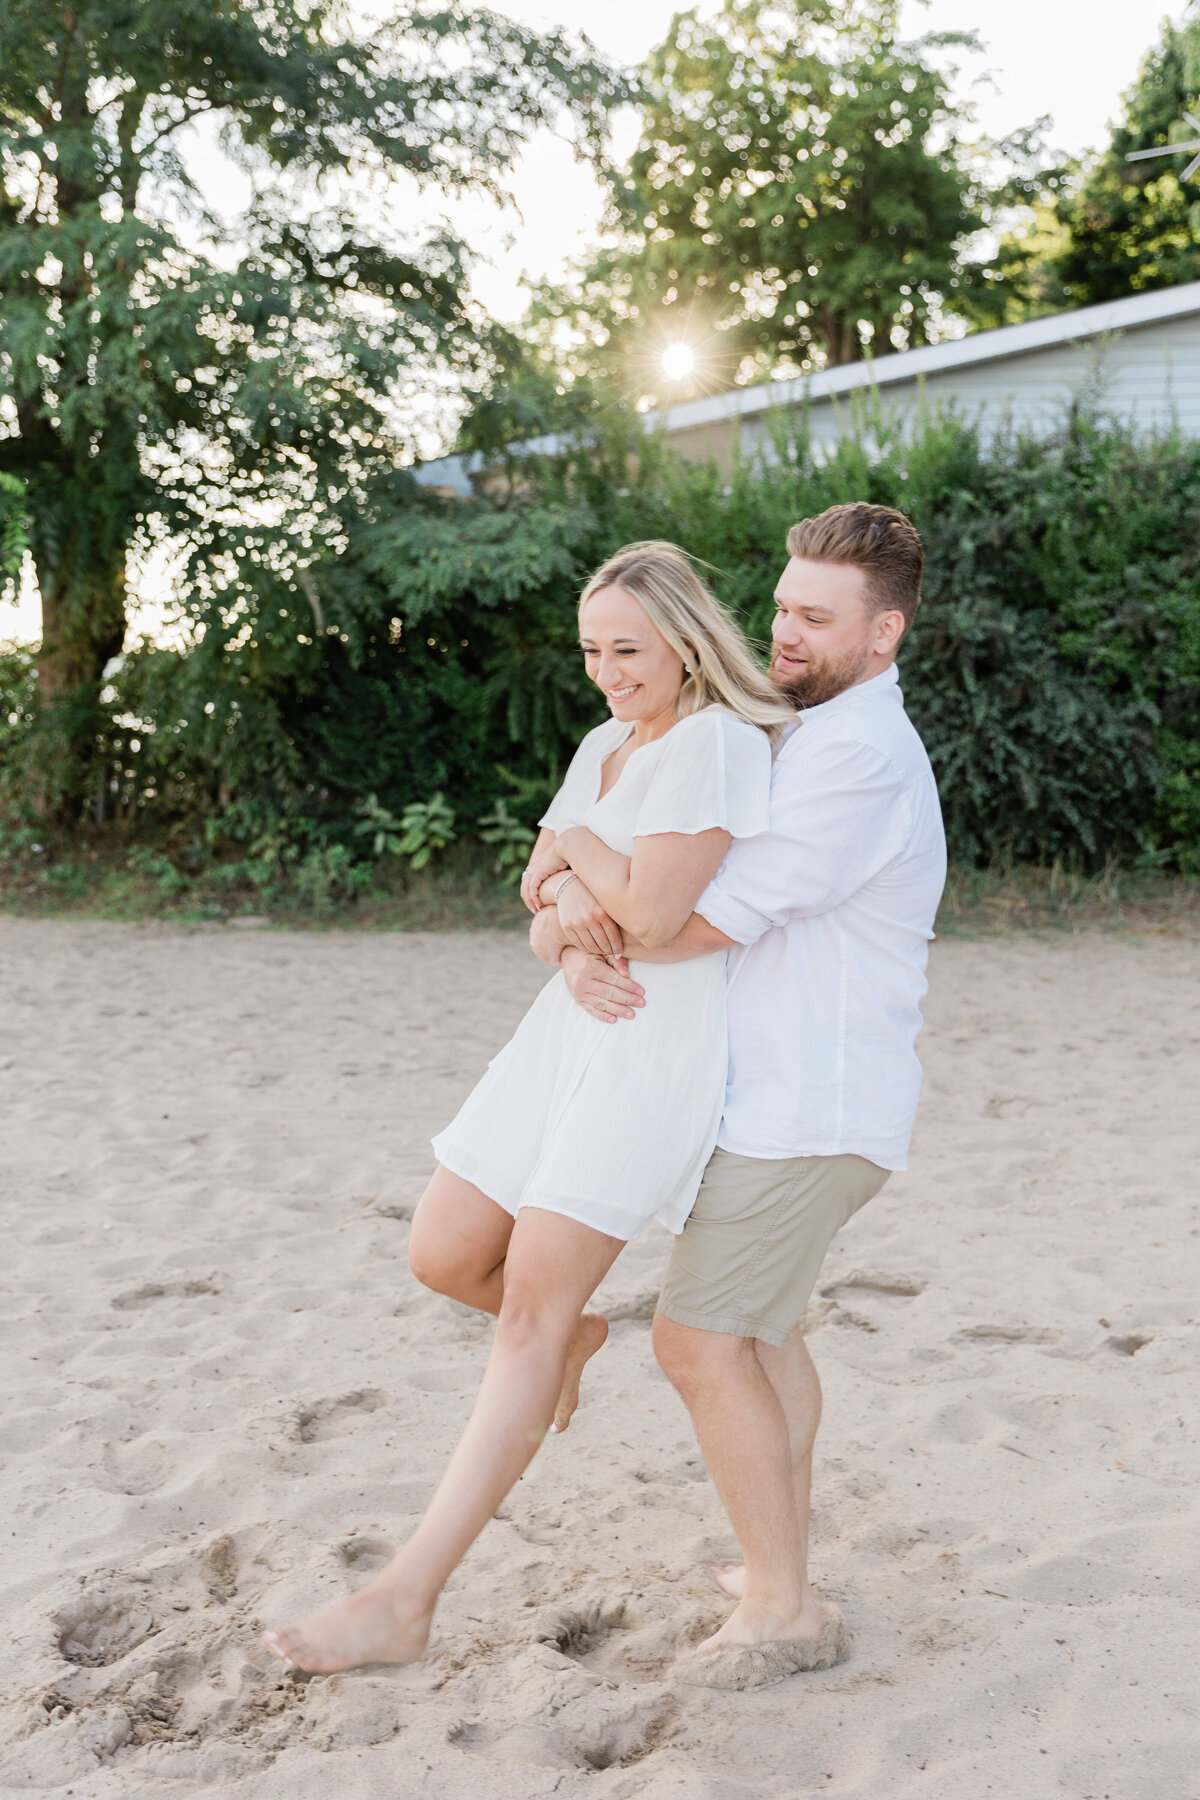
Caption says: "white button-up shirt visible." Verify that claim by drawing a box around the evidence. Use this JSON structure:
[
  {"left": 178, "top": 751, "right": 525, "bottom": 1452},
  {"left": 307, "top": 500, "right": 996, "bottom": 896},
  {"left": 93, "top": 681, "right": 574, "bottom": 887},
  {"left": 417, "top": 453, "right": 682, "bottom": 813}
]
[{"left": 697, "top": 664, "right": 946, "bottom": 1171}]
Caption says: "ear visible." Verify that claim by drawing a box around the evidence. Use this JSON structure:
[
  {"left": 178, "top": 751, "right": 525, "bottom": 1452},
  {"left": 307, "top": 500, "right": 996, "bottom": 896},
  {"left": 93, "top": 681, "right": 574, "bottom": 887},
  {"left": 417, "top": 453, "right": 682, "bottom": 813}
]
[{"left": 873, "top": 609, "right": 906, "bottom": 655}]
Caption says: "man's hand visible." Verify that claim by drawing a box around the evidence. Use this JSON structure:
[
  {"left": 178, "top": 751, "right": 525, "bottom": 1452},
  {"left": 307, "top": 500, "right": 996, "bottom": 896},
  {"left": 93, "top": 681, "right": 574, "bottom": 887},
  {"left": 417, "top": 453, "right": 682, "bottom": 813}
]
[
  {"left": 529, "top": 905, "right": 568, "bottom": 966},
  {"left": 561, "top": 948, "right": 645, "bottom": 1023},
  {"left": 556, "top": 877, "right": 623, "bottom": 959}
]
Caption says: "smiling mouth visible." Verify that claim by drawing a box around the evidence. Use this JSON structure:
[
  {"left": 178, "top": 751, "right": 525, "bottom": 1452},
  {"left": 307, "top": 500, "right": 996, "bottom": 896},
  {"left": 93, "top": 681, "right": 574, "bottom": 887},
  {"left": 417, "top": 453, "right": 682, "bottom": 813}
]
[{"left": 608, "top": 685, "right": 640, "bottom": 701}]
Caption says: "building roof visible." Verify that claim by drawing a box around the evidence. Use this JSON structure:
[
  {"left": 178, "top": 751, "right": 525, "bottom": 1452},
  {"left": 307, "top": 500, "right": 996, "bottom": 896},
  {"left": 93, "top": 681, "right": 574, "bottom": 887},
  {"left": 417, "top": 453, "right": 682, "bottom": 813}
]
[
  {"left": 660, "top": 280, "right": 1200, "bottom": 436},
  {"left": 413, "top": 280, "right": 1200, "bottom": 493}
]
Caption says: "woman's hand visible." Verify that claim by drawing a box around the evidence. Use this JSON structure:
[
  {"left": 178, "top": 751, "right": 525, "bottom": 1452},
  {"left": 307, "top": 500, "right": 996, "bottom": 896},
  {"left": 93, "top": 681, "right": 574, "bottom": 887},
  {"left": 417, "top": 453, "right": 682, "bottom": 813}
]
[
  {"left": 520, "top": 844, "right": 569, "bottom": 914},
  {"left": 557, "top": 876, "right": 625, "bottom": 959}
]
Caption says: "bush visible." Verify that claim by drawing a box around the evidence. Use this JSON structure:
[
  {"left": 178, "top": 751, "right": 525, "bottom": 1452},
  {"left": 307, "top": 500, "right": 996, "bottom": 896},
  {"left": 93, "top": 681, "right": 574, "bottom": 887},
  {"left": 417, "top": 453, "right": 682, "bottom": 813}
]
[{"left": 2, "top": 405, "right": 1198, "bottom": 882}]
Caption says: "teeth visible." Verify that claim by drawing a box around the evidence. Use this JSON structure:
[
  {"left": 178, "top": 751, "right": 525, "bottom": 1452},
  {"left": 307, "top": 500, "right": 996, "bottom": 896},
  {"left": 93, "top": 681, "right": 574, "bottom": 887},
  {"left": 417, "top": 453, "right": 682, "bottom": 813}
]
[{"left": 610, "top": 687, "right": 638, "bottom": 698}]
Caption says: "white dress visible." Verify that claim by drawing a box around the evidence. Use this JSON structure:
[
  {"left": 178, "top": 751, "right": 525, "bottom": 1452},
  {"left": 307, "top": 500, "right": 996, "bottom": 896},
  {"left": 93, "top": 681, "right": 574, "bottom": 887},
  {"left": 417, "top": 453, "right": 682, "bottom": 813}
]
[{"left": 431, "top": 707, "right": 773, "bottom": 1241}]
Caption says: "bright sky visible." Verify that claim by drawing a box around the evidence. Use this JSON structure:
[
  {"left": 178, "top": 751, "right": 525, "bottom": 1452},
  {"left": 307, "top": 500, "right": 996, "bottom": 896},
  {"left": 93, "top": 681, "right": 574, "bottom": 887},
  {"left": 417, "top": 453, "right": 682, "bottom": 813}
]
[
  {"left": 460, "top": 0, "right": 1166, "bottom": 321},
  {"left": 1, "top": 0, "right": 1177, "bottom": 643}
]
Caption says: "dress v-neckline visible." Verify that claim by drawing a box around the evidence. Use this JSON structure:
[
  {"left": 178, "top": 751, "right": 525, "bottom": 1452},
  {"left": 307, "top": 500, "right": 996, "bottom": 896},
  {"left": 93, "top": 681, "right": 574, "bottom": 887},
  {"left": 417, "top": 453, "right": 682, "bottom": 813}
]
[{"left": 594, "top": 721, "right": 638, "bottom": 803}]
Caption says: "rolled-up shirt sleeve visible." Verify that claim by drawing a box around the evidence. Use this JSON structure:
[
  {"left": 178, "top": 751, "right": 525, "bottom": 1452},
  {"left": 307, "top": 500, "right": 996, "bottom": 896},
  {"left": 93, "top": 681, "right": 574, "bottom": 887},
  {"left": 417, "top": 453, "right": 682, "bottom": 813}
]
[{"left": 696, "top": 739, "right": 910, "bottom": 944}]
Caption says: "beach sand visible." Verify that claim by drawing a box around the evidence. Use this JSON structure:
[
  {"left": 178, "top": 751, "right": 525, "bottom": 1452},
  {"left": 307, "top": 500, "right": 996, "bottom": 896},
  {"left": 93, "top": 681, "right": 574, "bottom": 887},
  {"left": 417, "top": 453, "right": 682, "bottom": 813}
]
[{"left": 0, "top": 917, "right": 1196, "bottom": 1799}]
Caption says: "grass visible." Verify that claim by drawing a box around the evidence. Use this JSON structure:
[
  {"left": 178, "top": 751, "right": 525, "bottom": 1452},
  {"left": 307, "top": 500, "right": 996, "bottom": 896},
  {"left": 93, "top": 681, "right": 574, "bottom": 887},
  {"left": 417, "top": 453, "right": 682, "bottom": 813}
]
[
  {"left": 1, "top": 835, "right": 1198, "bottom": 937},
  {"left": 936, "top": 863, "right": 1200, "bottom": 937},
  {"left": 0, "top": 836, "right": 529, "bottom": 932}
]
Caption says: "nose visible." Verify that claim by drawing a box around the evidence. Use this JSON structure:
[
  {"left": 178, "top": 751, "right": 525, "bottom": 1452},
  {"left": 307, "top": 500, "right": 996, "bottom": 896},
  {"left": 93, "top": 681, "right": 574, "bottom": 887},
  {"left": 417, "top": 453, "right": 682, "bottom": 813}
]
[{"left": 593, "top": 651, "right": 622, "bottom": 690}]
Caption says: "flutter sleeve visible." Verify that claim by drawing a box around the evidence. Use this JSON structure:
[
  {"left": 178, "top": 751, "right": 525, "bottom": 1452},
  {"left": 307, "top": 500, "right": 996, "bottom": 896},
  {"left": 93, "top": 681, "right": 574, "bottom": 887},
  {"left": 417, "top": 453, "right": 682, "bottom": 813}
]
[
  {"left": 632, "top": 708, "right": 773, "bottom": 840},
  {"left": 538, "top": 719, "right": 626, "bottom": 832}
]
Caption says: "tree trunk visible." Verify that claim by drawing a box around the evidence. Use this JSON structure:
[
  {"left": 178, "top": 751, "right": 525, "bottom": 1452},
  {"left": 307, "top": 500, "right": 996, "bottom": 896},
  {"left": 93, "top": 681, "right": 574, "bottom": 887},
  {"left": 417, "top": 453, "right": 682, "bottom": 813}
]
[
  {"left": 36, "top": 562, "right": 128, "bottom": 704},
  {"left": 30, "top": 539, "right": 128, "bottom": 818}
]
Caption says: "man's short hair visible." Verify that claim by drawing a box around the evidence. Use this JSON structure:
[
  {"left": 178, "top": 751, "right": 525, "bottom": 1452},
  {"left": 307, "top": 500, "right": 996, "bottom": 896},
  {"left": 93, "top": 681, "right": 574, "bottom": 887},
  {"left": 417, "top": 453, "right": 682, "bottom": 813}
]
[{"left": 786, "top": 503, "right": 924, "bottom": 630}]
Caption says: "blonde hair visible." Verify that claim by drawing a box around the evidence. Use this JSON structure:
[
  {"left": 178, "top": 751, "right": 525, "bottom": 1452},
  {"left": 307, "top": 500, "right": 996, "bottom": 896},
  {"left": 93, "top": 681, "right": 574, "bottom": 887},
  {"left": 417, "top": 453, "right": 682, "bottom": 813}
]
[{"left": 578, "top": 541, "right": 792, "bottom": 739}]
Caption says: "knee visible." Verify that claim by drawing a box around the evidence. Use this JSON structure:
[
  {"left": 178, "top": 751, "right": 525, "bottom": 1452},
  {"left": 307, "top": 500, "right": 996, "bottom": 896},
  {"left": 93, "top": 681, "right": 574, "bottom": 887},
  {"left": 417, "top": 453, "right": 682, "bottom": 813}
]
[
  {"left": 494, "top": 1282, "right": 572, "bottom": 1356},
  {"left": 652, "top": 1311, "right": 748, "bottom": 1399},
  {"left": 407, "top": 1230, "right": 465, "bottom": 1297}
]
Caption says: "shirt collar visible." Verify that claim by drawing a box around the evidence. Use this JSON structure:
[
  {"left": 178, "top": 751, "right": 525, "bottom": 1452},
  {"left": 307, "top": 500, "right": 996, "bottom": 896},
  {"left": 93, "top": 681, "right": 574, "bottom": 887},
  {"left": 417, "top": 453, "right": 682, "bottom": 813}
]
[{"left": 777, "top": 663, "right": 900, "bottom": 752}]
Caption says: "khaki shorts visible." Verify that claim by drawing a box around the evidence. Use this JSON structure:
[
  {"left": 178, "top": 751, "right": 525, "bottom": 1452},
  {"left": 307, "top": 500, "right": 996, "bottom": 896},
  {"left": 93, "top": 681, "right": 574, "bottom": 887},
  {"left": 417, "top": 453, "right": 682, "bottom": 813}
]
[{"left": 657, "top": 1148, "right": 890, "bottom": 1347}]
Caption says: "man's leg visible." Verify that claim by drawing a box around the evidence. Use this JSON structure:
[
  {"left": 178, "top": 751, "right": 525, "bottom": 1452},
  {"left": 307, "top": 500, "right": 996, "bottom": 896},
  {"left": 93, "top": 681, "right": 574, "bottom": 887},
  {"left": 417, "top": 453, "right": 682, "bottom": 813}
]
[
  {"left": 654, "top": 1150, "right": 889, "bottom": 1649},
  {"left": 652, "top": 1313, "right": 824, "bottom": 1647},
  {"left": 704, "top": 1326, "right": 821, "bottom": 1600}
]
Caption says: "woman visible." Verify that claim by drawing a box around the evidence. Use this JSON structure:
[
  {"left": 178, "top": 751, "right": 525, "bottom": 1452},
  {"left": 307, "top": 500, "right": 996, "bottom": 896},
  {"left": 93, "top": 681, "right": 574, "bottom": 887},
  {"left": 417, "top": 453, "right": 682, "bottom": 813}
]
[{"left": 263, "top": 541, "right": 791, "bottom": 1674}]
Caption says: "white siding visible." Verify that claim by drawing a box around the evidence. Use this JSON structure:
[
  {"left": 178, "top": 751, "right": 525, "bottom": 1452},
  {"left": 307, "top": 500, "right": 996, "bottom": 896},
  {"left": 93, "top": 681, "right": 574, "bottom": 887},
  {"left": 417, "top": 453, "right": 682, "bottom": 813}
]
[{"left": 738, "top": 315, "right": 1200, "bottom": 461}]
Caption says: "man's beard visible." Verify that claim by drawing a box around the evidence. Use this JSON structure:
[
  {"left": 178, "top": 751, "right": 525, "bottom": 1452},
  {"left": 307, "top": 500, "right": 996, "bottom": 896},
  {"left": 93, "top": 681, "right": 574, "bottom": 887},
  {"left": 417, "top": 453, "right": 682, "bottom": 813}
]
[{"left": 770, "top": 643, "right": 873, "bottom": 709}]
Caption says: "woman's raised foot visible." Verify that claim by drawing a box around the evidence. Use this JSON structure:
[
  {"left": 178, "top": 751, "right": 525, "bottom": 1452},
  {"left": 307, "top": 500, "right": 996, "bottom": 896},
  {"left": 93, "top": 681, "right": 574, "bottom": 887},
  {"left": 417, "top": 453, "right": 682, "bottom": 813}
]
[
  {"left": 551, "top": 1311, "right": 609, "bottom": 1434},
  {"left": 263, "top": 1577, "right": 434, "bottom": 1674}
]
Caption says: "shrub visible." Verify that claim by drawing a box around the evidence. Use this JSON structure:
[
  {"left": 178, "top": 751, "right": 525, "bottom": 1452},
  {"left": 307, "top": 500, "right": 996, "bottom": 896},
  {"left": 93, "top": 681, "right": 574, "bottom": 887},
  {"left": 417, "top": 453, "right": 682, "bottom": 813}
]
[{"left": 2, "top": 406, "right": 1198, "bottom": 879}]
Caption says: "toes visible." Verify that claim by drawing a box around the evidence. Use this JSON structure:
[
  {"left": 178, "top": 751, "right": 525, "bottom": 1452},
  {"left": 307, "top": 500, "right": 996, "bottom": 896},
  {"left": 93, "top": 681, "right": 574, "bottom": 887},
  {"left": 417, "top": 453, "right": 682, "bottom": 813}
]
[{"left": 262, "top": 1629, "right": 296, "bottom": 1669}]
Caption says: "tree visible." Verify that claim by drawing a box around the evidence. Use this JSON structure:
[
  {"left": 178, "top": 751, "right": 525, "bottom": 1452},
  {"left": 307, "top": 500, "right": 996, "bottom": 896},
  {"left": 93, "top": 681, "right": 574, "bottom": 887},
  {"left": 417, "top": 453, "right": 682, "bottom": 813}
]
[
  {"left": 523, "top": 0, "right": 1043, "bottom": 410},
  {"left": 0, "top": 0, "right": 622, "bottom": 807},
  {"left": 1046, "top": 3, "right": 1200, "bottom": 306}
]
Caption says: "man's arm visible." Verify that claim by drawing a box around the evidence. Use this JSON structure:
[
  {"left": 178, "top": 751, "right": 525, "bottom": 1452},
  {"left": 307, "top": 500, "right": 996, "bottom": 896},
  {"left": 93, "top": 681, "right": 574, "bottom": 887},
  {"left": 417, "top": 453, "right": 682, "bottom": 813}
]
[
  {"left": 619, "top": 912, "right": 735, "bottom": 961},
  {"left": 529, "top": 904, "right": 731, "bottom": 1024}
]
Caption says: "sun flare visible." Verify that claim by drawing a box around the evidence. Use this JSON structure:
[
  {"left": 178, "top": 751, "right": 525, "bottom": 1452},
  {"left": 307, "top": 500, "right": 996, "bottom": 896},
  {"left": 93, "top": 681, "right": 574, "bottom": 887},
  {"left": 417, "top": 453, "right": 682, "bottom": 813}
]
[{"left": 661, "top": 343, "right": 696, "bottom": 381}]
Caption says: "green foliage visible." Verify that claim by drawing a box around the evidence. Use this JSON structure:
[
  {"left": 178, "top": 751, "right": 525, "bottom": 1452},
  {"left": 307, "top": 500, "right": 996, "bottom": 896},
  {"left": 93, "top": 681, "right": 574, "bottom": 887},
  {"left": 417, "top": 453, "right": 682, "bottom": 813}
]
[
  {"left": 509, "top": 0, "right": 1051, "bottom": 416},
  {"left": 2, "top": 407, "right": 1199, "bottom": 884},
  {"left": 355, "top": 794, "right": 409, "bottom": 860},
  {"left": 398, "top": 793, "right": 457, "bottom": 870},
  {"left": 0, "top": 0, "right": 624, "bottom": 803},
  {"left": 0, "top": 472, "right": 28, "bottom": 586},
  {"left": 125, "top": 845, "right": 188, "bottom": 897},
  {"left": 478, "top": 798, "right": 537, "bottom": 883},
  {"left": 995, "top": 3, "right": 1200, "bottom": 312}
]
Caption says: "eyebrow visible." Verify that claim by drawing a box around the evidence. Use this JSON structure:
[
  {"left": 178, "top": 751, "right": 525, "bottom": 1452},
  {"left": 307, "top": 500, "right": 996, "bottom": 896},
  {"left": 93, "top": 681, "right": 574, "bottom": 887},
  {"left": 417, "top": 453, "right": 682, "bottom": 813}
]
[{"left": 579, "top": 637, "right": 644, "bottom": 646}]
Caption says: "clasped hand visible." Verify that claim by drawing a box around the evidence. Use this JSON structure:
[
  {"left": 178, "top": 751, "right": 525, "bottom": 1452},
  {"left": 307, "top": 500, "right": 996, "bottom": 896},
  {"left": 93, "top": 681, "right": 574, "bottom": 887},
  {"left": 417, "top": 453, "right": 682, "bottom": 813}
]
[
  {"left": 519, "top": 842, "right": 569, "bottom": 914},
  {"left": 520, "top": 838, "right": 624, "bottom": 960}
]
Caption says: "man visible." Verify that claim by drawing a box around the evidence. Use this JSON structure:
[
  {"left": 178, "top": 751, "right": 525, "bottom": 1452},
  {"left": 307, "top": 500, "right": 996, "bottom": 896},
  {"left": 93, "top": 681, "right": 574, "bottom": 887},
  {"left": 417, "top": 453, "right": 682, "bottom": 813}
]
[{"left": 530, "top": 502, "right": 946, "bottom": 1681}]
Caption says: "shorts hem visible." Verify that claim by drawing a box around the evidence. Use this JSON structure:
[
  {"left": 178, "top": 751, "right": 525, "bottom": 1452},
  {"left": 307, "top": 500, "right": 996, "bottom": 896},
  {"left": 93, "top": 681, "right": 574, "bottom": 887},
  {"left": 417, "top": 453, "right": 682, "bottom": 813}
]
[{"left": 655, "top": 1297, "right": 792, "bottom": 1349}]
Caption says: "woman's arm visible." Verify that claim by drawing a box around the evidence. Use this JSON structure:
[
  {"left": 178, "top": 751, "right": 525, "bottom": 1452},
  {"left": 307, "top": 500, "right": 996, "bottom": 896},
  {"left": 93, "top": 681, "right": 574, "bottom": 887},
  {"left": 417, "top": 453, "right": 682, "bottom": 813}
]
[
  {"left": 519, "top": 827, "right": 568, "bottom": 914},
  {"left": 555, "top": 824, "right": 732, "bottom": 950}
]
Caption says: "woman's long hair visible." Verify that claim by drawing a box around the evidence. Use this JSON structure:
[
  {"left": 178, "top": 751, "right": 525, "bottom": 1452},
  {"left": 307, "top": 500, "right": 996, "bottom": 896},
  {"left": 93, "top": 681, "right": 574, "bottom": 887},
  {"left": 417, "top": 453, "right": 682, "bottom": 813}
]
[{"left": 579, "top": 541, "right": 793, "bottom": 740}]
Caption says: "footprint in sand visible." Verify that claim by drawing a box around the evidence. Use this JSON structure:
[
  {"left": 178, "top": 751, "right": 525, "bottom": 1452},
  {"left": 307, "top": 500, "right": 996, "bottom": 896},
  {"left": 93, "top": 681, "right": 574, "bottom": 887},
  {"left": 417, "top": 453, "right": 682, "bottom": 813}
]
[
  {"left": 55, "top": 1594, "right": 158, "bottom": 1668},
  {"left": 100, "top": 1436, "right": 170, "bottom": 1496},
  {"left": 953, "top": 1323, "right": 1061, "bottom": 1345},
  {"left": 820, "top": 1269, "right": 927, "bottom": 1299},
  {"left": 450, "top": 1597, "right": 681, "bottom": 1770},
  {"left": 337, "top": 1535, "right": 395, "bottom": 1574},
  {"left": 110, "top": 1279, "right": 222, "bottom": 1311},
  {"left": 524, "top": 1591, "right": 719, "bottom": 1684},
  {"left": 296, "top": 1390, "right": 387, "bottom": 1444},
  {"left": 203, "top": 1534, "right": 239, "bottom": 1604}
]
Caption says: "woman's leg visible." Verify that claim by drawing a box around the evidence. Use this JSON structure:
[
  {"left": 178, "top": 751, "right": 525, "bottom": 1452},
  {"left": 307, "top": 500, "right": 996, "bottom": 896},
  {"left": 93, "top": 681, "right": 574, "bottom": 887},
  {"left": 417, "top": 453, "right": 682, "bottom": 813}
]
[
  {"left": 264, "top": 1208, "right": 624, "bottom": 1673},
  {"left": 408, "top": 1166, "right": 514, "bottom": 1314},
  {"left": 408, "top": 1167, "right": 608, "bottom": 1433}
]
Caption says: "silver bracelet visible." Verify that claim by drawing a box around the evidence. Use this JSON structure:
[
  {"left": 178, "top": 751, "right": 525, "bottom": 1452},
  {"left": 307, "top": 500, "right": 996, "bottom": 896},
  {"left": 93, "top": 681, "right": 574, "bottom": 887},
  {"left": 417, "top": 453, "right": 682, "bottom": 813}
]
[{"left": 552, "top": 871, "right": 579, "bottom": 904}]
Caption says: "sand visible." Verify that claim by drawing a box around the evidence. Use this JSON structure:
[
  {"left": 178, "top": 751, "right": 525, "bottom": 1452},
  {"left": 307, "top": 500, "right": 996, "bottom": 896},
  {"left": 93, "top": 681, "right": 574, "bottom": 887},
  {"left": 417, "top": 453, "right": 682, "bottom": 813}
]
[{"left": 0, "top": 916, "right": 1196, "bottom": 1799}]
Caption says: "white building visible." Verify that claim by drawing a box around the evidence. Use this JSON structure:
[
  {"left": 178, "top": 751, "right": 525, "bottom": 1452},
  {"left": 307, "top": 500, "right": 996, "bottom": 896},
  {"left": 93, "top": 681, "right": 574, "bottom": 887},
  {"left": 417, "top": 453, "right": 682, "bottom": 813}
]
[{"left": 415, "top": 281, "right": 1200, "bottom": 494}]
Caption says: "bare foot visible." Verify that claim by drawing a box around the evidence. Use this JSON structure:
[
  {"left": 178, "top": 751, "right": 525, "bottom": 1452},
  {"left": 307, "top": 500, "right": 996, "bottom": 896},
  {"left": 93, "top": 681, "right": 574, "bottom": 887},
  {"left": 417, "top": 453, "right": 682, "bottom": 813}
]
[
  {"left": 263, "top": 1577, "right": 433, "bottom": 1674},
  {"left": 696, "top": 1587, "right": 825, "bottom": 1653},
  {"left": 710, "top": 1563, "right": 746, "bottom": 1599},
  {"left": 550, "top": 1311, "right": 609, "bottom": 1434}
]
